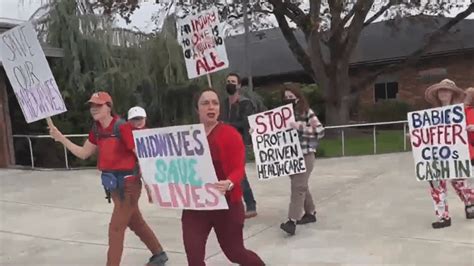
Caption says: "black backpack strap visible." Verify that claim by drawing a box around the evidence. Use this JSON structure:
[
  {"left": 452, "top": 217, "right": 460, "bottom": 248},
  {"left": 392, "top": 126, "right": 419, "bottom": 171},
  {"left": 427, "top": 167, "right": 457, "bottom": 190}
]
[
  {"left": 112, "top": 118, "right": 126, "bottom": 139},
  {"left": 92, "top": 122, "right": 99, "bottom": 142}
]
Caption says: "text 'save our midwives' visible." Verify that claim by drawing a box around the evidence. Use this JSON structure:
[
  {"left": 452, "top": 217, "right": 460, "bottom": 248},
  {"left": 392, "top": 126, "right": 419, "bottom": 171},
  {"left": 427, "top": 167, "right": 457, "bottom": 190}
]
[{"left": 0, "top": 22, "right": 66, "bottom": 123}]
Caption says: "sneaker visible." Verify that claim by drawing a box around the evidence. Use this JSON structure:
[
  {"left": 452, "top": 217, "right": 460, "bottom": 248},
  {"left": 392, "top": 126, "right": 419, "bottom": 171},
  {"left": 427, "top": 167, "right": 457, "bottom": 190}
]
[
  {"left": 431, "top": 218, "right": 451, "bottom": 229},
  {"left": 280, "top": 220, "right": 296, "bottom": 235},
  {"left": 296, "top": 212, "right": 317, "bottom": 225},
  {"left": 466, "top": 205, "right": 474, "bottom": 219},
  {"left": 245, "top": 210, "right": 258, "bottom": 219},
  {"left": 147, "top": 251, "right": 168, "bottom": 266}
]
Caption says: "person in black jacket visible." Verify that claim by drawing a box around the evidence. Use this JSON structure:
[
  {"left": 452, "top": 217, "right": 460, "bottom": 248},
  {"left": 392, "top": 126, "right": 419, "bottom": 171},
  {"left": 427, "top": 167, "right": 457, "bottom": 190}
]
[{"left": 220, "top": 73, "right": 258, "bottom": 218}]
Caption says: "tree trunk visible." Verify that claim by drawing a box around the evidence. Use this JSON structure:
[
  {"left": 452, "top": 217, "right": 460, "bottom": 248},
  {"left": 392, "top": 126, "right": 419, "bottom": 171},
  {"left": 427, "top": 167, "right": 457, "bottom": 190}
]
[
  {"left": 243, "top": 0, "right": 253, "bottom": 90},
  {"left": 315, "top": 62, "right": 352, "bottom": 126},
  {"left": 320, "top": 66, "right": 352, "bottom": 126}
]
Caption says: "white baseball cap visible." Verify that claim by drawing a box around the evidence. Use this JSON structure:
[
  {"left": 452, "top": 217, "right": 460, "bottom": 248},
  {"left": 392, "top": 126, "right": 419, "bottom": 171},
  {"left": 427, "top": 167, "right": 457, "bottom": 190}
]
[{"left": 128, "top": 106, "right": 147, "bottom": 120}]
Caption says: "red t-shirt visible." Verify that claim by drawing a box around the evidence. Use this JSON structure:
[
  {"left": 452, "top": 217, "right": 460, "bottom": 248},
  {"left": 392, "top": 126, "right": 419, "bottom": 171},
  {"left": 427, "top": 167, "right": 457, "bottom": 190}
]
[
  {"left": 88, "top": 116, "right": 136, "bottom": 151},
  {"left": 207, "top": 123, "right": 246, "bottom": 203},
  {"left": 88, "top": 116, "right": 138, "bottom": 177}
]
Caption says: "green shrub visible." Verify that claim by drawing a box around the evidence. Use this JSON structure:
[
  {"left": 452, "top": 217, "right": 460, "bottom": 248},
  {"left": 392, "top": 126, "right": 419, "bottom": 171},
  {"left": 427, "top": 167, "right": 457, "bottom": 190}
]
[
  {"left": 300, "top": 84, "right": 325, "bottom": 122},
  {"left": 361, "top": 100, "right": 412, "bottom": 123}
]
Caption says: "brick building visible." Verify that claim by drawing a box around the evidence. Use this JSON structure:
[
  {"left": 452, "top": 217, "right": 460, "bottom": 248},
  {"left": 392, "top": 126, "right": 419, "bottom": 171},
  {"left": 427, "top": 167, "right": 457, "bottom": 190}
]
[{"left": 226, "top": 15, "right": 474, "bottom": 113}]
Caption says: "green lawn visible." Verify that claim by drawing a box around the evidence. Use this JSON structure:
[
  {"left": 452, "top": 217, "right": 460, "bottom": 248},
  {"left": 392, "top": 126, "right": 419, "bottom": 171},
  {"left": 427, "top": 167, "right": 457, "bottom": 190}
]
[{"left": 317, "top": 130, "right": 408, "bottom": 157}]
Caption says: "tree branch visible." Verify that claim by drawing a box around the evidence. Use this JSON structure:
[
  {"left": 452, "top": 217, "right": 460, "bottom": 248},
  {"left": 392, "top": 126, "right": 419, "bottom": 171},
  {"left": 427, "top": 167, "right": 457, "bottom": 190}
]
[
  {"left": 269, "top": 0, "right": 311, "bottom": 37},
  {"left": 341, "top": 0, "right": 374, "bottom": 59},
  {"left": 341, "top": 4, "right": 357, "bottom": 27},
  {"left": 271, "top": 0, "right": 314, "bottom": 79},
  {"left": 364, "top": 0, "right": 395, "bottom": 26},
  {"left": 355, "top": 3, "right": 474, "bottom": 91},
  {"left": 329, "top": 0, "right": 344, "bottom": 31},
  {"left": 307, "top": 0, "right": 330, "bottom": 87}
]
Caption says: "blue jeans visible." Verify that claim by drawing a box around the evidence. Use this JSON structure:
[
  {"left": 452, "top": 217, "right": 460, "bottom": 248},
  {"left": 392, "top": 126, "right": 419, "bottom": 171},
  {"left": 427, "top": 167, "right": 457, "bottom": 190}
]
[{"left": 242, "top": 146, "right": 256, "bottom": 212}]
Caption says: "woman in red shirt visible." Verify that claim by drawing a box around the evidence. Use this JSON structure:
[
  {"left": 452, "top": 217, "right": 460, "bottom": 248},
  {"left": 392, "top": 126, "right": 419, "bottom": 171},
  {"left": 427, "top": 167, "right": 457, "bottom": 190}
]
[{"left": 181, "top": 88, "right": 265, "bottom": 266}]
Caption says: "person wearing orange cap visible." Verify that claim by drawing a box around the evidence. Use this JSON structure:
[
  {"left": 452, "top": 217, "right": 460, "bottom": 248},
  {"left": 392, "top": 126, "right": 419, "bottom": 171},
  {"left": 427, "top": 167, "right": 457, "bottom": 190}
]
[
  {"left": 423, "top": 80, "right": 474, "bottom": 229},
  {"left": 49, "top": 92, "right": 168, "bottom": 266}
]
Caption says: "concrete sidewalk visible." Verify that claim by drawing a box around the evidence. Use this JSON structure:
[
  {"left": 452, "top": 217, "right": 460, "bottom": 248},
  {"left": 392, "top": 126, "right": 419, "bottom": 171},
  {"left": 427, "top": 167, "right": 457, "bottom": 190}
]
[{"left": 1, "top": 152, "right": 473, "bottom": 266}]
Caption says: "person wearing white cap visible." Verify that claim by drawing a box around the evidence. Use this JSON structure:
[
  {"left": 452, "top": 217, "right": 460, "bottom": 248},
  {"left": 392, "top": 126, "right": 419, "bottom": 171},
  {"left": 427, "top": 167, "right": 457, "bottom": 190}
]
[{"left": 128, "top": 106, "right": 147, "bottom": 129}]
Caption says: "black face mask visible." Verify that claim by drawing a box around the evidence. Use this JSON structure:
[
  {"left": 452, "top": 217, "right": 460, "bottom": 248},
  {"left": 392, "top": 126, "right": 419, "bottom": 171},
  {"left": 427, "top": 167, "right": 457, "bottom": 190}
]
[
  {"left": 283, "top": 98, "right": 297, "bottom": 106},
  {"left": 226, "top": 84, "right": 237, "bottom": 95}
]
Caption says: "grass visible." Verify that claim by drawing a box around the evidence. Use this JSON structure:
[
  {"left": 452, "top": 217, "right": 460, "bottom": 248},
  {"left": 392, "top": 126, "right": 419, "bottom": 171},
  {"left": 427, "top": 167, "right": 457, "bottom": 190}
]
[{"left": 317, "top": 129, "right": 408, "bottom": 158}]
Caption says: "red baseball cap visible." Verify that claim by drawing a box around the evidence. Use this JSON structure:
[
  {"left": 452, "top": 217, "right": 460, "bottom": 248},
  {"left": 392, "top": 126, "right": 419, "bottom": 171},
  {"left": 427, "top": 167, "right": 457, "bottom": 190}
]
[{"left": 87, "top": 91, "right": 113, "bottom": 105}]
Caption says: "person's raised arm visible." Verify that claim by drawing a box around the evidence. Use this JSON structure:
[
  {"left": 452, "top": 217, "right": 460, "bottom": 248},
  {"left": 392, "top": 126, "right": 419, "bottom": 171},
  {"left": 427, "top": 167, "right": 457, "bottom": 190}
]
[{"left": 49, "top": 125, "right": 97, "bottom": 160}]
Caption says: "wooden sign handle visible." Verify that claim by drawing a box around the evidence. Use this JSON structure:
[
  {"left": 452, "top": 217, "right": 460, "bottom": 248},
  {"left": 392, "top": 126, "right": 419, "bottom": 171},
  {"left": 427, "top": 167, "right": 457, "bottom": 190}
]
[
  {"left": 207, "top": 74, "right": 212, "bottom": 88},
  {"left": 46, "top": 117, "right": 54, "bottom": 128}
]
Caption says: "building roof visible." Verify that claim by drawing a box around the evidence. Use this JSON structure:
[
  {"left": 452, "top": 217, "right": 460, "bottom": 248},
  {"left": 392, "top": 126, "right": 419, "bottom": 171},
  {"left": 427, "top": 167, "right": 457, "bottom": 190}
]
[
  {"left": 225, "top": 15, "right": 474, "bottom": 78},
  {"left": 0, "top": 21, "right": 64, "bottom": 67}
]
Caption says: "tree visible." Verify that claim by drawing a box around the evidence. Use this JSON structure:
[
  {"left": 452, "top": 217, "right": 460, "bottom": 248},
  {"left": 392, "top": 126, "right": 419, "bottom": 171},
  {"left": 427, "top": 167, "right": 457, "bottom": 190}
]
[
  {"left": 17, "top": 0, "right": 211, "bottom": 132},
  {"left": 52, "top": 0, "right": 474, "bottom": 125},
  {"left": 268, "top": 0, "right": 474, "bottom": 125}
]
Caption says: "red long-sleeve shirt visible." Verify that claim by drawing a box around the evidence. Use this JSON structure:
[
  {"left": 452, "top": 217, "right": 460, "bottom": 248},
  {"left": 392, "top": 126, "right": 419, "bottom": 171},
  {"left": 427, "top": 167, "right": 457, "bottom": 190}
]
[
  {"left": 208, "top": 123, "right": 246, "bottom": 203},
  {"left": 465, "top": 106, "right": 474, "bottom": 159}
]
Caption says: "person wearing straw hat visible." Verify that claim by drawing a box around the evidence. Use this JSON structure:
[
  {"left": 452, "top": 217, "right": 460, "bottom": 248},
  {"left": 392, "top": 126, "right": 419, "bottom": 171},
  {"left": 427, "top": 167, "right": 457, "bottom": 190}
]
[{"left": 424, "top": 79, "right": 474, "bottom": 229}]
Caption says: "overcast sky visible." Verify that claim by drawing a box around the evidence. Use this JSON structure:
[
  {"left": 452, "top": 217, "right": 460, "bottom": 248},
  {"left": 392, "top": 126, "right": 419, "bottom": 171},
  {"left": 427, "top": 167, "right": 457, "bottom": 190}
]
[{"left": 1, "top": 0, "right": 473, "bottom": 34}]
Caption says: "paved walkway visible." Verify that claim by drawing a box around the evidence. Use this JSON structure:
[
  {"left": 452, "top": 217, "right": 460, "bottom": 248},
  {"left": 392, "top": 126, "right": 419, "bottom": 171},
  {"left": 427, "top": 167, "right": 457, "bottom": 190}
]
[{"left": 1, "top": 152, "right": 473, "bottom": 265}]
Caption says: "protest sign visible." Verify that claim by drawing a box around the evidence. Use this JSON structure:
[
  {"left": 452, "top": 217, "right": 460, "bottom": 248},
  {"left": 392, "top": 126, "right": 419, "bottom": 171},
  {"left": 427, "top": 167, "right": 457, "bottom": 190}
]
[
  {"left": 407, "top": 104, "right": 472, "bottom": 181},
  {"left": 176, "top": 7, "right": 229, "bottom": 79},
  {"left": 248, "top": 104, "right": 307, "bottom": 180},
  {"left": 0, "top": 22, "right": 66, "bottom": 123},
  {"left": 133, "top": 124, "right": 228, "bottom": 210}
]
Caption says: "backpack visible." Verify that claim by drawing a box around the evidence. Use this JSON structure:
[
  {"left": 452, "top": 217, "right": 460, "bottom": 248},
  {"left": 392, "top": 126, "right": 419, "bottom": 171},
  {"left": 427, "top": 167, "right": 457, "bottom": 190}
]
[
  {"left": 240, "top": 89, "right": 267, "bottom": 114},
  {"left": 92, "top": 118, "right": 138, "bottom": 203},
  {"left": 92, "top": 118, "right": 126, "bottom": 142}
]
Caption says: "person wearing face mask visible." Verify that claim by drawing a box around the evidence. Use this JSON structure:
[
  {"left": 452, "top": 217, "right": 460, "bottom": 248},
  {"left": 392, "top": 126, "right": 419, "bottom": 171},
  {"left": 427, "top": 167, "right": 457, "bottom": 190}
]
[
  {"left": 423, "top": 79, "right": 474, "bottom": 229},
  {"left": 220, "top": 73, "right": 258, "bottom": 219},
  {"left": 48, "top": 93, "right": 168, "bottom": 266},
  {"left": 279, "top": 86, "right": 325, "bottom": 236}
]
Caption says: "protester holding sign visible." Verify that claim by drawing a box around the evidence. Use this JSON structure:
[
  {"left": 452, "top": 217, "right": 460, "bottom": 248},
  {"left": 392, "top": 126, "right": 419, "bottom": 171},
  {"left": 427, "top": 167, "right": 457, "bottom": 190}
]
[
  {"left": 422, "top": 80, "right": 474, "bottom": 228},
  {"left": 279, "top": 86, "right": 325, "bottom": 236},
  {"left": 49, "top": 92, "right": 168, "bottom": 266},
  {"left": 220, "top": 73, "right": 258, "bottom": 219},
  {"left": 181, "top": 88, "right": 265, "bottom": 266}
]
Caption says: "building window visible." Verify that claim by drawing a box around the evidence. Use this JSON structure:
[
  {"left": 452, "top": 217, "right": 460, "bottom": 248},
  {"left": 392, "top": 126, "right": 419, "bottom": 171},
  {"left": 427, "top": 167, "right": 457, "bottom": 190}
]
[{"left": 374, "top": 82, "right": 398, "bottom": 102}]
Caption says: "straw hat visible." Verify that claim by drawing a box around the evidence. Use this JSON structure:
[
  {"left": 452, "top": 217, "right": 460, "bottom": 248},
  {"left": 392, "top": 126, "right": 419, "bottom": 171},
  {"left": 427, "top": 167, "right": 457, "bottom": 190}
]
[{"left": 424, "top": 79, "right": 465, "bottom": 106}]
